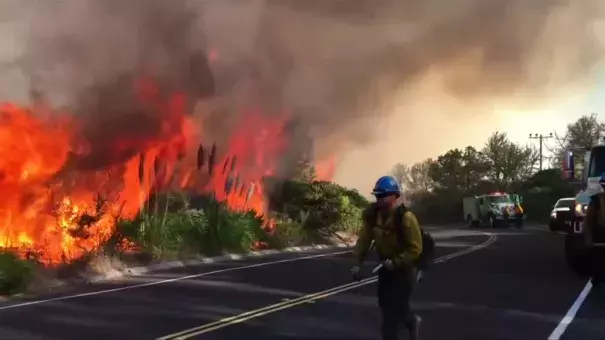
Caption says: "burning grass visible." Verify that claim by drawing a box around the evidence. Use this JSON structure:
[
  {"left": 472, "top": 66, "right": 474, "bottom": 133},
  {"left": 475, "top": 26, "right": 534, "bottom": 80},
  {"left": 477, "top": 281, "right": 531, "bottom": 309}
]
[
  {"left": 0, "top": 179, "right": 369, "bottom": 296},
  {"left": 0, "top": 73, "right": 369, "bottom": 295},
  {"left": 0, "top": 86, "right": 285, "bottom": 265}
]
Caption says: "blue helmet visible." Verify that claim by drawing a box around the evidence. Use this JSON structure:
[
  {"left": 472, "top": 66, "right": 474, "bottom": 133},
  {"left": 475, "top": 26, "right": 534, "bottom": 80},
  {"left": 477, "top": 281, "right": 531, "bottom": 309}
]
[{"left": 372, "top": 175, "right": 401, "bottom": 197}]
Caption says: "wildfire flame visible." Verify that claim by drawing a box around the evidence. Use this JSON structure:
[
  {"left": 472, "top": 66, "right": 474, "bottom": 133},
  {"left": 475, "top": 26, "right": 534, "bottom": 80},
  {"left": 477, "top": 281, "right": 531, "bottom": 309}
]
[
  {"left": 0, "top": 74, "right": 296, "bottom": 265},
  {"left": 315, "top": 156, "right": 336, "bottom": 182}
]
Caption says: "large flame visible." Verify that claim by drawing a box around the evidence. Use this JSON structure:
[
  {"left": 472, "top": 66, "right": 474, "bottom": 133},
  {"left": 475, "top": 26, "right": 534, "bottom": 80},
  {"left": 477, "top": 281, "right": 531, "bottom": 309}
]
[
  {"left": 0, "top": 75, "right": 294, "bottom": 264},
  {"left": 315, "top": 156, "right": 336, "bottom": 182},
  {"left": 206, "top": 108, "right": 289, "bottom": 217}
]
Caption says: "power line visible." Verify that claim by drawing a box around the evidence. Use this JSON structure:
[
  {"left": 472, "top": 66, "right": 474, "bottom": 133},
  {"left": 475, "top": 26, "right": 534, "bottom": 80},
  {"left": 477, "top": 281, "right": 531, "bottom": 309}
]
[{"left": 529, "top": 132, "right": 554, "bottom": 171}]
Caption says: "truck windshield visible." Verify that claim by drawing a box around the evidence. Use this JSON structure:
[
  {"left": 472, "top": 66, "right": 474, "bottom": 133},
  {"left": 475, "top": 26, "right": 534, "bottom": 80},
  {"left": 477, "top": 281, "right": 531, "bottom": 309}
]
[
  {"left": 588, "top": 146, "right": 605, "bottom": 178},
  {"left": 486, "top": 195, "right": 511, "bottom": 203}
]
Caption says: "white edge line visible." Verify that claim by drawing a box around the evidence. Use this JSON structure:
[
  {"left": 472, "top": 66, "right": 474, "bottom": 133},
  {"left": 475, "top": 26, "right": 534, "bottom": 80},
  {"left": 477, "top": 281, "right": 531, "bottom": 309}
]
[
  {"left": 0, "top": 230, "right": 495, "bottom": 312},
  {"left": 159, "top": 231, "right": 498, "bottom": 340},
  {"left": 547, "top": 280, "right": 593, "bottom": 340},
  {"left": 91, "top": 243, "right": 349, "bottom": 282},
  {"left": 0, "top": 249, "right": 351, "bottom": 311},
  {"left": 524, "top": 225, "right": 594, "bottom": 340}
]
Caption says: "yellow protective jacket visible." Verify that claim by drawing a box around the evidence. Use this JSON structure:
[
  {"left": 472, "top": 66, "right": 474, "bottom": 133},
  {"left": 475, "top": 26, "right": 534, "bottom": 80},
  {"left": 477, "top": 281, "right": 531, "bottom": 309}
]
[{"left": 353, "top": 204, "right": 423, "bottom": 268}]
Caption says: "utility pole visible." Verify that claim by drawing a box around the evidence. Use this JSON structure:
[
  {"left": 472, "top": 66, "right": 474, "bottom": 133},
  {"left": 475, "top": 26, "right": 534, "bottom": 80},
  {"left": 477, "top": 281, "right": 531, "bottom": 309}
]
[{"left": 529, "top": 132, "right": 554, "bottom": 171}]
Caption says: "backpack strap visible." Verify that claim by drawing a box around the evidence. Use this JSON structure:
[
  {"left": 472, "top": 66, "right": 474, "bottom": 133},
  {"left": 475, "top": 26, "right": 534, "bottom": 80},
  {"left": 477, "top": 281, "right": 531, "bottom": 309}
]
[
  {"left": 362, "top": 202, "right": 379, "bottom": 230},
  {"left": 365, "top": 203, "right": 408, "bottom": 251},
  {"left": 393, "top": 204, "right": 408, "bottom": 249}
]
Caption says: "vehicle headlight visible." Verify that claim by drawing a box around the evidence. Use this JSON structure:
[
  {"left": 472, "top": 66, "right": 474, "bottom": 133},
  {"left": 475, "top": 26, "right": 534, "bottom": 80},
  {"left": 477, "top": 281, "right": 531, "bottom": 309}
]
[
  {"left": 575, "top": 204, "right": 588, "bottom": 216},
  {"left": 551, "top": 211, "right": 556, "bottom": 218}
]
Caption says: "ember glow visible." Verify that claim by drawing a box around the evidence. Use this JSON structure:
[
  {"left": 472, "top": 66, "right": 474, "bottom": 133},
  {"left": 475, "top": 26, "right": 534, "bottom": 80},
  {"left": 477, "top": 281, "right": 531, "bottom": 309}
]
[{"left": 0, "top": 76, "right": 297, "bottom": 264}]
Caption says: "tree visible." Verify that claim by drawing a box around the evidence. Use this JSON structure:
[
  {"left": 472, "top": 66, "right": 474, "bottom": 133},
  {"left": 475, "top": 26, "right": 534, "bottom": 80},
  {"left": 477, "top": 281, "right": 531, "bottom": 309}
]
[
  {"left": 550, "top": 113, "right": 605, "bottom": 174},
  {"left": 428, "top": 146, "right": 488, "bottom": 192},
  {"left": 461, "top": 146, "right": 491, "bottom": 189},
  {"left": 291, "top": 158, "right": 317, "bottom": 183},
  {"left": 391, "top": 163, "right": 408, "bottom": 189},
  {"left": 409, "top": 159, "right": 435, "bottom": 192},
  {"left": 562, "top": 113, "right": 604, "bottom": 150},
  {"left": 482, "top": 132, "right": 538, "bottom": 190},
  {"left": 391, "top": 159, "right": 434, "bottom": 193},
  {"left": 428, "top": 149, "right": 465, "bottom": 191}
]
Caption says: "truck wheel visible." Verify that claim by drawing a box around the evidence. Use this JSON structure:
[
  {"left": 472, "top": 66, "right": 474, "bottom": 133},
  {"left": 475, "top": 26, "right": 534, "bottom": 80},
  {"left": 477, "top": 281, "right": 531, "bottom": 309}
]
[
  {"left": 515, "top": 218, "right": 523, "bottom": 229},
  {"left": 565, "top": 234, "right": 591, "bottom": 277},
  {"left": 467, "top": 215, "right": 479, "bottom": 228}
]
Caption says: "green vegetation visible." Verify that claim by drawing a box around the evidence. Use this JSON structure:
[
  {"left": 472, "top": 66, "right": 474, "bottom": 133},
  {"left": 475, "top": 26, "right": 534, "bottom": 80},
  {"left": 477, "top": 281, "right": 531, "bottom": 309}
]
[
  {"left": 0, "top": 158, "right": 368, "bottom": 295},
  {"left": 99, "top": 167, "right": 369, "bottom": 263},
  {"left": 268, "top": 178, "right": 369, "bottom": 242},
  {"left": 12, "top": 114, "right": 600, "bottom": 295},
  {"left": 393, "top": 114, "right": 604, "bottom": 224},
  {"left": 0, "top": 251, "right": 33, "bottom": 295}
]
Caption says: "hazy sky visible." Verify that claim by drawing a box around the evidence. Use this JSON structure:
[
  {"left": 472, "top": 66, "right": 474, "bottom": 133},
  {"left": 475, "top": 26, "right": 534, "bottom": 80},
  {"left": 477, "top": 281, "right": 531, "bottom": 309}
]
[
  {"left": 333, "top": 68, "right": 605, "bottom": 194},
  {"left": 1, "top": 0, "right": 604, "bottom": 197}
]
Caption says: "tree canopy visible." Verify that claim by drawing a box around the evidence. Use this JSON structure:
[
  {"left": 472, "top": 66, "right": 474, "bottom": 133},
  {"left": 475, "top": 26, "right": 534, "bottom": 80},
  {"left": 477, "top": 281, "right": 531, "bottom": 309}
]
[{"left": 390, "top": 115, "right": 601, "bottom": 223}]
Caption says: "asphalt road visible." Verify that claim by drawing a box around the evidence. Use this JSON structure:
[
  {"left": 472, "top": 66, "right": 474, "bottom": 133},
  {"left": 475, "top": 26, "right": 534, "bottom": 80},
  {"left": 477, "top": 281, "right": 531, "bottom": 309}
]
[{"left": 0, "top": 225, "right": 601, "bottom": 340}]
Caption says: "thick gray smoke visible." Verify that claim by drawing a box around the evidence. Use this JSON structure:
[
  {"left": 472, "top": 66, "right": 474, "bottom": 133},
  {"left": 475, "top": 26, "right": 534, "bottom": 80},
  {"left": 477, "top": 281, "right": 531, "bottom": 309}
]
[{"left": 0, "top": 0, "right": 604, "bottom": 191}]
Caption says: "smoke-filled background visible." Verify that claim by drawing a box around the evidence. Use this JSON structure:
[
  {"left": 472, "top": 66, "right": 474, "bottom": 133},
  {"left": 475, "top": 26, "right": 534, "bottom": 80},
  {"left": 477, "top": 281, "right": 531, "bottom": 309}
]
[{"left": 1, "top": 0, "right": 604, "bottom": 194}]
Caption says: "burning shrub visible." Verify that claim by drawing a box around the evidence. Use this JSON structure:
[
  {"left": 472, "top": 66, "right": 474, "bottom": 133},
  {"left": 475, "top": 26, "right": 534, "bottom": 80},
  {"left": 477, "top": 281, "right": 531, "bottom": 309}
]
[
  {"left": 106, "top": 193, "right": 275, "bottom": 259},
  {"left": 0, "top": 80, "right": 351, "bottom": 268},
  {"left": 0, "top": 251, "right": 33, "bottom": 295}
]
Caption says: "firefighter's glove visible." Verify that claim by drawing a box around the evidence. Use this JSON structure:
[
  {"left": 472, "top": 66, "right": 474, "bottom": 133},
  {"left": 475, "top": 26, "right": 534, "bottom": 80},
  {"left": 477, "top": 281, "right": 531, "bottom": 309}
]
[
  {"left": 382, "top": 259, "right": 395, "bottom": 271},
  {"left": 350, "top": 266, "right": 362, "bottom": 281}
]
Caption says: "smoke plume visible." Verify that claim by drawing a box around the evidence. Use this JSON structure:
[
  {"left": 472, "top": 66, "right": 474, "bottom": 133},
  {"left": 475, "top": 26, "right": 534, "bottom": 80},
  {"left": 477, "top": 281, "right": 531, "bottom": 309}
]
[{"left": 1, "top": 0, "right": 604, "bottom": 192}]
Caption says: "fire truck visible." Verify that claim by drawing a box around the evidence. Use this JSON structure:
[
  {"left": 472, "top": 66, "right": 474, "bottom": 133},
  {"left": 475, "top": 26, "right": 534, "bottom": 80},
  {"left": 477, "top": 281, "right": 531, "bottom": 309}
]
[
  {"left": 463, "top": 192, "right": 524, "bottom": 228},
  {"left": 562, "top": 138, "right": 605, "bottom": 276}
]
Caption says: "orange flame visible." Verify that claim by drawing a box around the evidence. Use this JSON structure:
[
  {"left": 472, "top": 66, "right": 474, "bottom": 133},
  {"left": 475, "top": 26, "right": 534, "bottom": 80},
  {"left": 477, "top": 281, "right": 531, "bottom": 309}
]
[
  {"left": 315, "top": 156, "right": 336, "bottom": 181},
  {"left": 0, "top": 76, "right": 294, "bottom": 264},
  {"left": 206, "top": 109, "right": 288, "bottom": 226}
]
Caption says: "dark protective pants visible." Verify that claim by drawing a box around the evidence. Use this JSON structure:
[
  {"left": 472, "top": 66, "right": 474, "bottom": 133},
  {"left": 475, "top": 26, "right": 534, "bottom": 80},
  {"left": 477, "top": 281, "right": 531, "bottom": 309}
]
[{"left": 377, "top": 266, "right": 418, "bottom": 340}]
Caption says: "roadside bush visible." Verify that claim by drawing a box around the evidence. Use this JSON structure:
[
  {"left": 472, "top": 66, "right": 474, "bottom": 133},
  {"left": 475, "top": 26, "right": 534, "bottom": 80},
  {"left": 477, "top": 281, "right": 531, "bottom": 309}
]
[
  {"left": 268, "top": 218, "right": 306, "bottom": 248},
  {"left": 216, "top": 210, "right": 265, "bottom": 253},
  {"left": 110, "top": 193, "right": 279, "bottom": 258},
  {"left": 268, "top": 179, "right": 369, "bottom": 237},
  {"left": 0, "top": 251, "right": 33, "bottom": 295},
  {"left": 102, "top": 178, "right": 369, "bottom": 263}
]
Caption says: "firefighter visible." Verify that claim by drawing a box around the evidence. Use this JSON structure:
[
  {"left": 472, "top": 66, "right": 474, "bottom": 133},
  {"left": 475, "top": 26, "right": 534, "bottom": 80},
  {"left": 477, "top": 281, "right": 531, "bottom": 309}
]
[
  {"left": 582, "top": 176, "right": 605, "bottom": 288},
  {"left": 350, "top": 175, "right": 423, "bottom": 340}
]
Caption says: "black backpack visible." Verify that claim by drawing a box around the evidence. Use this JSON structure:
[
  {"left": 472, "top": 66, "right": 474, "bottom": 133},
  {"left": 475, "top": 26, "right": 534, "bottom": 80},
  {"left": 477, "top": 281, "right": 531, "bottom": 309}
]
[{"left": 367, "top": 203, "right": 435, "bottom": 270}]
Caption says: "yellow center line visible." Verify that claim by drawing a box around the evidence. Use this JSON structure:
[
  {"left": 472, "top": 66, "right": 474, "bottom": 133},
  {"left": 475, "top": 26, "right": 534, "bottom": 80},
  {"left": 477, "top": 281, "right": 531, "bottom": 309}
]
[
  {"left": 172, "top": 280, "right": 375, "bottom": 339},
  {"left": 155, "top": 277, "right": 375, "bottom": 340},
  {"left": 157, "top": 232, "right": 497, "bottom": 340}
]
